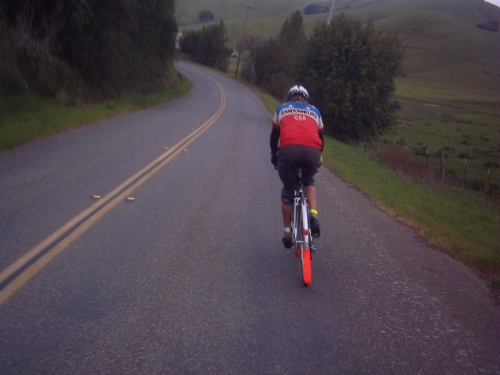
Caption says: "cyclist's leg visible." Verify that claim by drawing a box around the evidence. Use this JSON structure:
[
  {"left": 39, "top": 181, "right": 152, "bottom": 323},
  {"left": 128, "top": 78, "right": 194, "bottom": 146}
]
[
  {"left": 281, "top": 203, "right": 293, "bottom": 228},
  {"left": 304, "top": 185, "right": 317, "bottom": 210},
  {"left": 306, "top": 185, "right": 320, "bottom": 238},
  {"left": 277, "top": 146, "right": 299, "bottom": 209},
  {"left": 300, "top": 147, "right": 321, "bottom": 238},
  {"left": 277, "top": 146, "right": 299, "bottom": 248}
]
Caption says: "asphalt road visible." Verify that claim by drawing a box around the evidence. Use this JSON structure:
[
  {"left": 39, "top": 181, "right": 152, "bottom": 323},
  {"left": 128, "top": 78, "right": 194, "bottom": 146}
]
[{"left": 0, "top": 62, "right": 499, "bottom": 374}]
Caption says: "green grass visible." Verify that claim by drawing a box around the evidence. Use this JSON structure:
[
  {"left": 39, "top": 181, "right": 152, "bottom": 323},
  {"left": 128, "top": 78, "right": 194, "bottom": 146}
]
[
  {"left": 0, "top": 76, "right": 192, "bottom": 151},
  {"left": 381, "top": 108, "right": 500, "bottom": 191},
  {"left": 322, "top": 136, "right": 500, "bottom": 274},
  {"left": 176, "top": 0, "right": 313, "bottom": 25}
]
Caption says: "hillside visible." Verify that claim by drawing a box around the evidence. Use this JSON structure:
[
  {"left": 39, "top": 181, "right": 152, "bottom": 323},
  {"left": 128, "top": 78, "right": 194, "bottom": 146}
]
[
  {"left": 180, "top": 0, "right": 500, "bottom": 108},
  {"left": 176, "top": 0, "right": 313, "bottom": 25},
  {"left": 175, "top": 0, "right": 391, "bottom": 24},
  {"left": 310, "top": 0, "right": 500, "bottom": 105}
]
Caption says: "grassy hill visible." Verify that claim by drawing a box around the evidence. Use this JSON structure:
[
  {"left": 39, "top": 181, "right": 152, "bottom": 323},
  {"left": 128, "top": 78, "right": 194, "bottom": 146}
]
[
  {"left": 176, "top": 0, "right": 383, "bottom": 24},
  {"left": 176, "top": 0, "right": 314, "bottom": 25},
  {"left": 180, "top": 0, "right": 500, "bottom": 106}
]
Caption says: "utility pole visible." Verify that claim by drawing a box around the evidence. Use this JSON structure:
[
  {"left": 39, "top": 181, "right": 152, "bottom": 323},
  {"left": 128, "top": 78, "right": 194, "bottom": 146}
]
[
  {"left": 235, "top": 4, "right": 255, "bottom": 78},
  {"left": 327, "top": 0, "right": 336, "bottom": 26}
]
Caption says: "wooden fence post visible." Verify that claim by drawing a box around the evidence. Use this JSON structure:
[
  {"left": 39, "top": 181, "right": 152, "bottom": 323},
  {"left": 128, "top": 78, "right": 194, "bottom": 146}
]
[
  {"left": 440, "top": 150, "right": 445, "bottom": 180},
  {"left": 464, "top": 159, "right": 467, "bottom": 190},
  {"left": 488, "top": 168, "right": 491, "bottom": 197}
]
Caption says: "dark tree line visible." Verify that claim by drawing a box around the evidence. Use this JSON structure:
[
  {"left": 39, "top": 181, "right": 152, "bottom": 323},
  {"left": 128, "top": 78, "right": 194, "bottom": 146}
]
[
  {"left": 179, "top": 21, "right": 232, "bottom": 72},
  {"left": 245, "top": 11, "right": 306, "bottom": 99},
  {"left": 244, "top": 11, "right": 406, "bottom": 143},
  {"left": 476, "top": 20, "right": 498, "bottom": 32},
  {"left": 0, "top": 0, "right": 178, "bottom": 98},
  {"left": 199, "top": 10, "right": 214, "bottom": 23},
  {"left": 304, "top": 3, "right": 329, "bottom": 15}
]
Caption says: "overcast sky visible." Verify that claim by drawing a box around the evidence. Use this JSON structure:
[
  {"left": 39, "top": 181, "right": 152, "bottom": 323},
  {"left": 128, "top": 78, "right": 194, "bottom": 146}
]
[{"left": 486, "top": 0, "right": 500, "bottom": 6}]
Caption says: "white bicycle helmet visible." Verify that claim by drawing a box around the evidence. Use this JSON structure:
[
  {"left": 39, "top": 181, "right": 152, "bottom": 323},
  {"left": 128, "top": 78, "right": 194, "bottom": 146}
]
[{"left": 287, "top": 85, "right": 309, "bottom": 101}]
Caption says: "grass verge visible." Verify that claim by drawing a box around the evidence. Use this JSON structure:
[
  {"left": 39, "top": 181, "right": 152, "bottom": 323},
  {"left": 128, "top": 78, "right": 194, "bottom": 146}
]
[
  {"left": 322, "top": 137, "right": 500, "bottom": 275},
  {"left": 262, "top": 92, "right": 500, "bottom": 279},
  {"left": 0, "top": 75, "right": 192, "bottom": 151}
]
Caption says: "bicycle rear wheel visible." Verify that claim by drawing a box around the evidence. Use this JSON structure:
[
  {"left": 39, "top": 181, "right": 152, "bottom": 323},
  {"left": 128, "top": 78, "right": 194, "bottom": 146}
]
[
  {"left": 299, "top": 208, "right": 312, "bottom": 286},
  {"left": 301, "top": 248, "right": 312, "bottom": 286}
]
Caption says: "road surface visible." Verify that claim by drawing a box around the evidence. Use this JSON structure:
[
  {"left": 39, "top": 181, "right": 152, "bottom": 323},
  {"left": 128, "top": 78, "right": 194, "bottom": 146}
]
[{"left": 0, "top": 62, "right": 499, "bottom": 374}]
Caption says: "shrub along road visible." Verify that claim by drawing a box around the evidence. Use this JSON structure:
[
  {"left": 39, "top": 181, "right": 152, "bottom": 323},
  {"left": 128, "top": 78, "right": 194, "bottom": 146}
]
[{"left": 0, "top": 62, "right": 499, "bottom": 373}]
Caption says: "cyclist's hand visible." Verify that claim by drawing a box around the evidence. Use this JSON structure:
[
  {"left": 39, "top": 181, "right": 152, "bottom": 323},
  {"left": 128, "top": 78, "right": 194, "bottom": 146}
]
[{"left": 270, "top": 154, "right": 278, "bottom": 168}]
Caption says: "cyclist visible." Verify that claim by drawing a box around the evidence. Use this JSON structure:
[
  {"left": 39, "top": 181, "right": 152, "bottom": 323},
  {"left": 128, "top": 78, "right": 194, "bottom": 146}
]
[{"left": 270, "top": 85, "right": 324, "bottom": 248}]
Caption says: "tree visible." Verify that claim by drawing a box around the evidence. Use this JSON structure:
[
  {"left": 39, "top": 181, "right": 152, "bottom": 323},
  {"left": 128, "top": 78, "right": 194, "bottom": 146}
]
[
  {"left": 179, "top": 20, "right": 231, "bottom": 71},
  {"left": 304, "top": 3, "right": 329, "bottom": 15},
  {"left": 300, "top": 14, "right": 406, "bottom": 142},
  {"left": 199, "top": 10, "right": 214, "bottom": 23},
  {"left": 57, "top": 0, "right": 178, "bottom": 94},
  {"left": 278, "top": 10, "right": 307, "bottom": 81},
  {"left": 1, "top": 0, "right": 178, "bottom": 96},
  {"left": 0, "top": 0, "right": 73, "bottom": 96},
  {"left": 249, "top": 11, "right": 306, "bottom": 98},
  {"left": 477, "top": 21, "right": 499, "bottom": 32},
  {"left": 251, "top": 38, "right": 288, "bottom": 98}
]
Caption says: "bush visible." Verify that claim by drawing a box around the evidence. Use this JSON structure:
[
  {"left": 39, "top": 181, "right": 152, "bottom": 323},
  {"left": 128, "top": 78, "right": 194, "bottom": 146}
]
[
  {"left": 414, "top": 146, "right": 429, "bottom": 156},
  {"left": 199, "top": 10, "right": 214, "bottom": 22},
  {"left": 435, "top": 148, "right": 450, "bottom": 158},
  {"left": 477, "top": 21, "right": 499, "bottom": 32},
  {"left": 261, "top": 72, "right": 293, "bottom": 100},
  {"left": 240, "top": 59, "right": 255, "bottom": 82},
  {"left": 249, "top": 11, "right": 306, "bottom": 95},
  {"left": 300, "top": 14, "right": 406, "bottom": 142},
  {"left": 445, "top": 169, "right": 460, "bottom": 185},
  {"left": 490, "top": 184, "right": 499, "bottom": 198},
  {"left": 484, "top": 160, "right": 500, "bottom": 168},
  {"left": 467, "top": 179, "right": 486, "bottom": 192},
  {"left": 304, "top": 3, "right": 329, "bottom": 15},
  {"left": 179, "top": 21, "right": 231, "bottom": 72},
  {"left": 397, "top": 138, "right": 407, "bottom": 146},
  {"left": 2, "top": 0, "right": 179, "bottom": 97},
  {"left": 382, "top": 148, "right": 444, "bottom": 188}
]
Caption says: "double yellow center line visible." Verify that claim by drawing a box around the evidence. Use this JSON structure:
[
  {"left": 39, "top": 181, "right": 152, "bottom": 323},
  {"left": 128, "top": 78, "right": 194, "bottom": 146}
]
[{"left": 0, "top": 75, "right": 226, "bottom": 307}]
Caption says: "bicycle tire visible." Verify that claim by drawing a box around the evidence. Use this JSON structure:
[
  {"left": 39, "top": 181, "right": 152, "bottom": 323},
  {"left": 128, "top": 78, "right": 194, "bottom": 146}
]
[
  {"left": 299, "top": 203, "right": 312, "bottom": 286},
  {"left": 301, "top": 248, "right": 312, "bottom": 286}
]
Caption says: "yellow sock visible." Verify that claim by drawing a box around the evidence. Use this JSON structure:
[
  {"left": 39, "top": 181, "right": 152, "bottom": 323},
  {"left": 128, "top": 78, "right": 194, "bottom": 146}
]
[{"left": 309, "top": 209, "right": 318, "bottom": 215}]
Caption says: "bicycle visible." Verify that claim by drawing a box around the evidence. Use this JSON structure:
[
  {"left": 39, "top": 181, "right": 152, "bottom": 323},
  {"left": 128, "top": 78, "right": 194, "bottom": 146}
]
[{"left": 291, "top": 167, "right": 317, "bottom": 286}]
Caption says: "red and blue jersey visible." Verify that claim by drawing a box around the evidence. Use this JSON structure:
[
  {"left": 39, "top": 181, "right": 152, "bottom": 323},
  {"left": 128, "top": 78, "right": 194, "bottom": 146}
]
[{"left": 272, "top": 101, "right": 324, "bottom": 150}]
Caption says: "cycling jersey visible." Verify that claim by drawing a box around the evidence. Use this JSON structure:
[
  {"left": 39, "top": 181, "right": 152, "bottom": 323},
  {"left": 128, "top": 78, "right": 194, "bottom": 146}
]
[{"left": 272, "top": 101, "right": 324, "bottom": 150}]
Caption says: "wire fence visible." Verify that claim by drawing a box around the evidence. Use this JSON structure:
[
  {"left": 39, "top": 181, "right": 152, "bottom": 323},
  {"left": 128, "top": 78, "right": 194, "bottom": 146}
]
[{"left": 374, "top": 143, "right": 500, "bottom": 203}]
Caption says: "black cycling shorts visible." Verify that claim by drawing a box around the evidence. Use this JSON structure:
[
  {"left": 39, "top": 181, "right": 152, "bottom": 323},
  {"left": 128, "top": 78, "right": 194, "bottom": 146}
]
[{"left": 277, "top": 145, "right": 321, "bottom": 205}]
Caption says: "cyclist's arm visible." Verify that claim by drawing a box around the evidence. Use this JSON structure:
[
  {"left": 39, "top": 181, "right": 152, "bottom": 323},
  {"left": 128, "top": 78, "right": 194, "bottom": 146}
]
[
  {"left": 319, "top": 131, "right": 324, "bottom": 152},
  {"left": 270, "top": 127, "right": 280, "bottom": 155}
]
